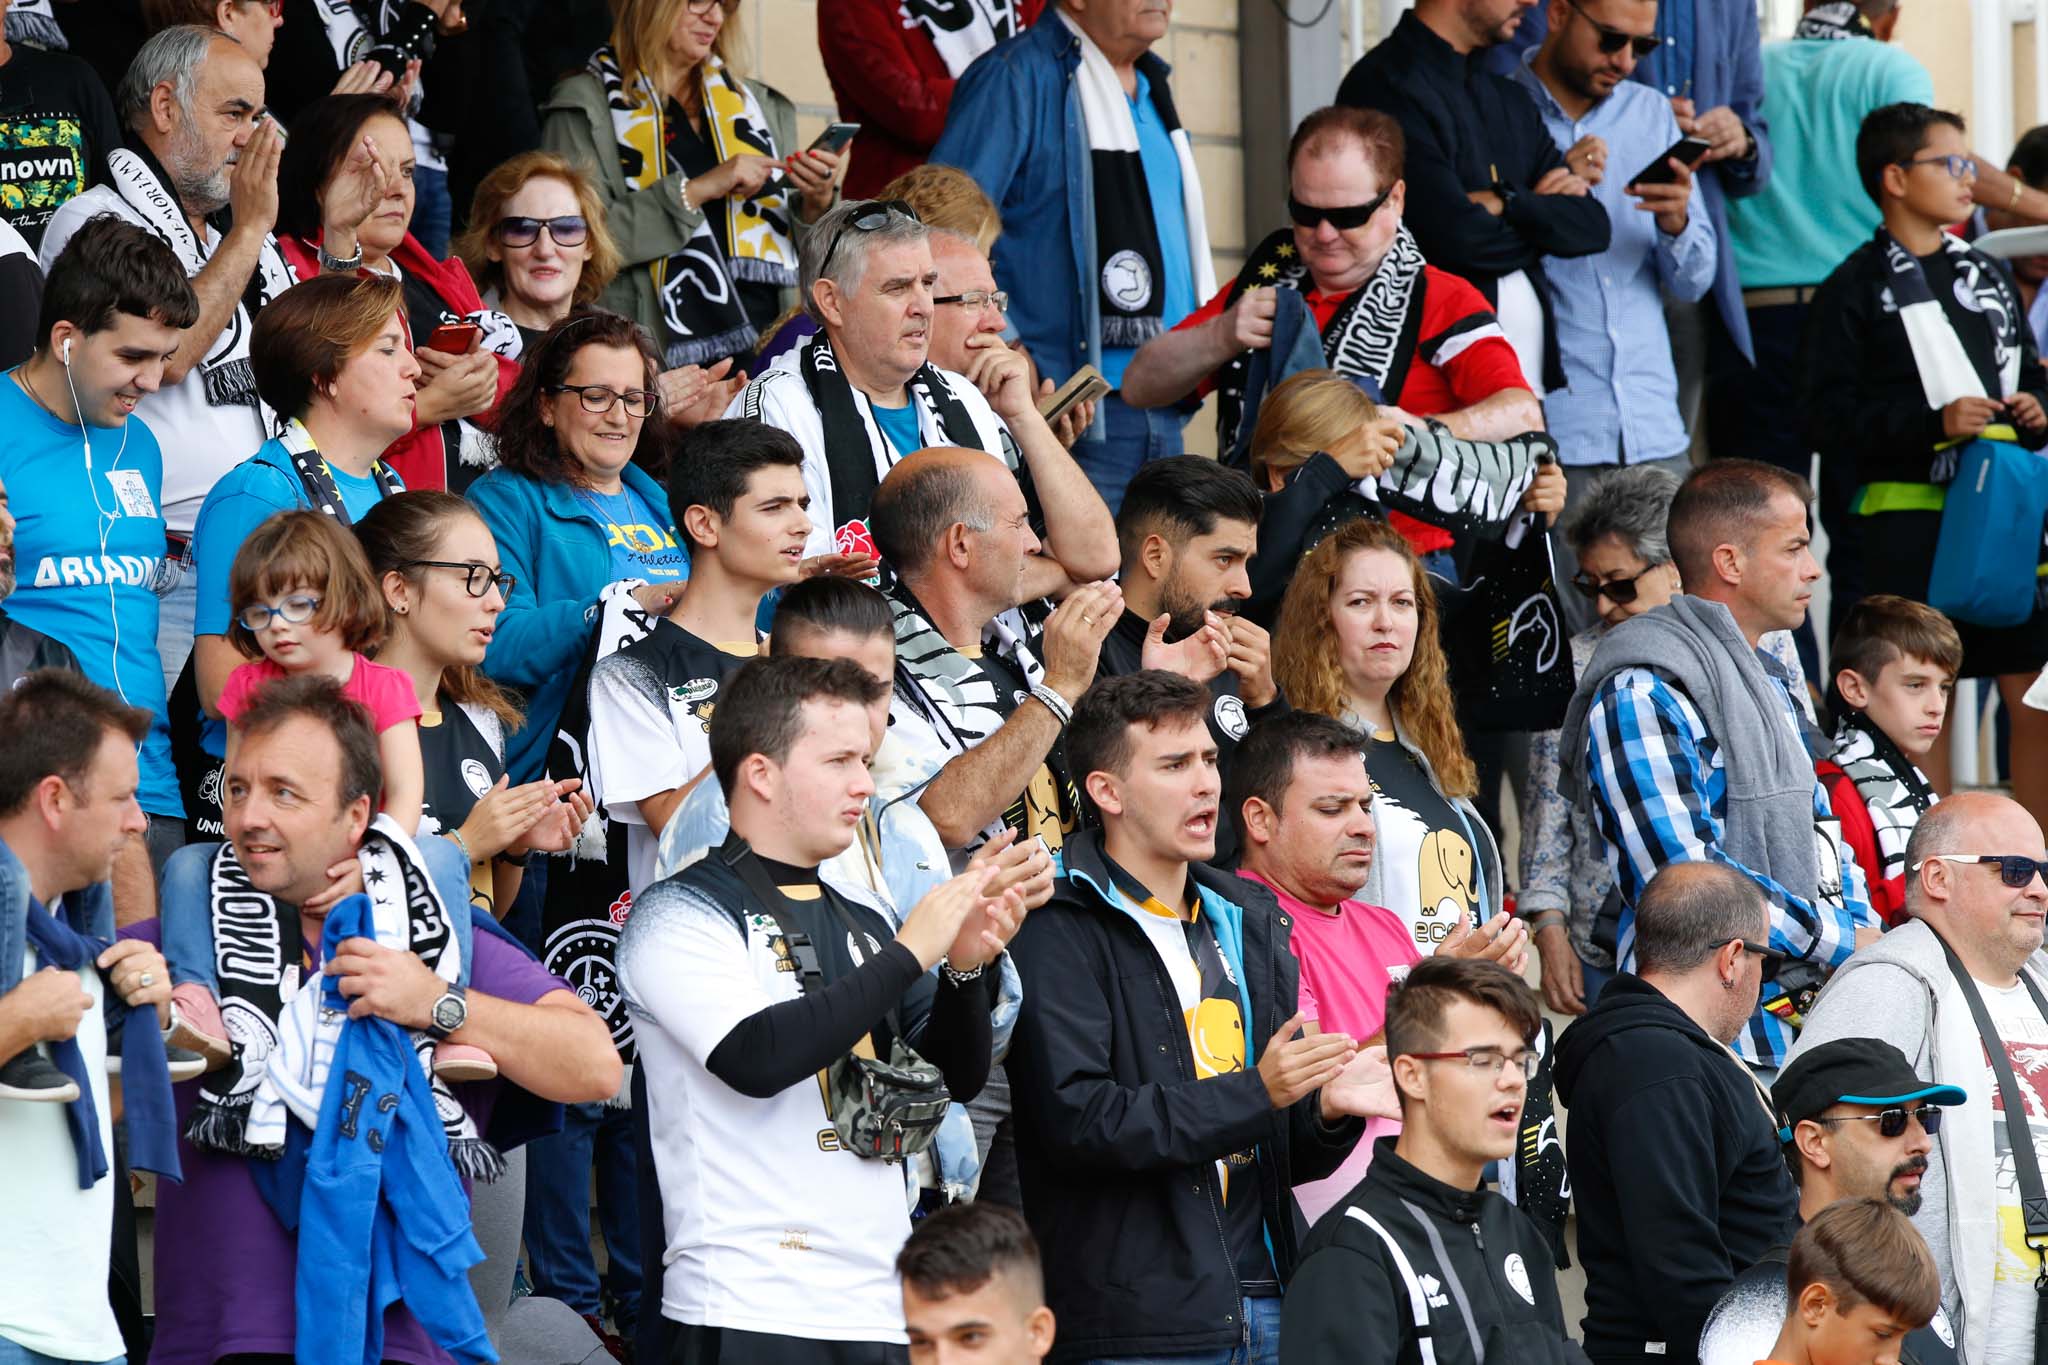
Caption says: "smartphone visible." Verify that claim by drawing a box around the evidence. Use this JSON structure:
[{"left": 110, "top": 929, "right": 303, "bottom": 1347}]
[
  {"left": 1038, "top": 365, "right": 1111, "bottom": 424},
  {"left": 808, "top": 122, "right": 861, "bottom": 154},
  {"left": 1629, "top": 135, "right": 1713, "bottom": 187},
  {"left": 424, "top": 321, "right": 482, "bottom": 355}
]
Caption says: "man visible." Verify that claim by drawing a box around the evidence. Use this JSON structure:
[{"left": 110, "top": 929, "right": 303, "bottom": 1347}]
[
  {"left": 3, "top": 215, "right": 195, "bottom": 890},
  {"left": 586, "top": 419, "right": 811, "bottom": 896},
  {"left": 0, "top": 670, "right": 183, "bottom": 1364},
  {"left": 1698, "top": 1037, "right": 1966, "bottom": 1365},
  {"left": 1336, "top": 0, "right": 1610, "bottom": 393},
  {"left": 1553, "top": 861, "right": 1800, "bottom": 1364},
  {"left": 1280, "top": 956, "right": 1579, "bottom": 1364},
  {"left": 898, "top": 1200, "right": 1057, "bottom": 1365},
  {"left": 1792, "top": 792, "right": 2048, "bottom": 1365},
  {"left": 1007, "top": 671, "right": 1383, "bottom": 1365},
  {"left": 0, "top": 0, "right": 122, "bottom": 251},
  {"left": 933, "top": 2, "right": 1217, "bottom": 505},
  {"left": 925, "top": 227, "right": 1097, "bottom": 449},
  {"left": 1511, "top": 0, "right": 1713, "bottom": 627},
  {"left": 1559, "top": 458, "right": 1878, "bottom": 1071},
  {"left": 619, "top": 655, "right": 1021, "bottom": 1360},
  {"left": 732, "top": 199, "right": 1116, "bottom": 594},
  {"left": 144, "top": 674, "right": 622, "bottom": 1364},
  {"left": 871, "top": 447, "right": 1120, "bottom": 858}
]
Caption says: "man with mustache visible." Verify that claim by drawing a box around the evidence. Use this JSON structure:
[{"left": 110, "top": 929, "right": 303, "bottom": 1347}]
[{"left": 1697, "top": 1037, "right": 1964, "bottom": 1364}]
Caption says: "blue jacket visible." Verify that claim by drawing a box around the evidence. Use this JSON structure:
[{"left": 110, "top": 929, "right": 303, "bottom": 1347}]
[
  {"left": 933, "top": 9, "right": 1177, "bottom": 390},
  {"left": 465, "top": 462, "right": 685, "bottom": 783}
]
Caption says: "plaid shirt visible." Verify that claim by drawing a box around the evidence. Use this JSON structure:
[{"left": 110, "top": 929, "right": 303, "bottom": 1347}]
[{"left": 1583, "top": 663, "right": 1875, "bottom": 1068}]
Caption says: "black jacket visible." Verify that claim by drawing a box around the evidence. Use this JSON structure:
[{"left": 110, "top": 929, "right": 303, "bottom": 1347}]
[
  {"left": 1006, "top": 830, "right": 1363, "bottom": 1363},
  {"left": 1336, "top": 12, "right": 1610, "bottom": 391},
  {"left": 0, "top": 609, "right": 78, "bottom": 690},
  {"left": 1280, "top": 1138, "right": 1589, "bottom": 1365},
  {"left": 1552, "top": 974, "right": 1798, "bottom": 1363}
]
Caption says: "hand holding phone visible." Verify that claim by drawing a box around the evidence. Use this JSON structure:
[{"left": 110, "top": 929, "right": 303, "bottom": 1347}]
[
  {"left": 808, "top": 122, "right": 860, "bottom": 155},
  {"left": 425, "top": 322, "right": 482, "bottom": 355},
  {"left": 1628, "top": 135, "right": 1713, "bottom": 188}
]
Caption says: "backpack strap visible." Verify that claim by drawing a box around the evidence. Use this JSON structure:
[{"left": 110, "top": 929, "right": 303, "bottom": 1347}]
[{"left": 1345, "top": 1206, "right": 1443, "bottom": 1365}]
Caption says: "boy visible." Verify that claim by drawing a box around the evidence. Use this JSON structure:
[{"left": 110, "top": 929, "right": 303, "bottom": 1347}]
[
  {"left": 898, "top": 1201, "right": 1057, "bottom": 1364},
  {"left": 1761, "top": 1198, "right": 1941, "bottom": 1365},
  {"left": 1818, "top": 596, "right": 1959, "bottom": 925}
]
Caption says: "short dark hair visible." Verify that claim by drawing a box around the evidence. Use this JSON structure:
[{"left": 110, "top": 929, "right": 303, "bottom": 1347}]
[
  {"left": 2011, "top": 123, "right": 2048, "bottom": 189},
  {"left": 1666, "top": 459, "right": 1812, "bottom": 588},
  {"left": 493, "top": 309, "right": 671, "bottom": 486},
  {"left": 1288, "top": 105, "right": 1406, "bottom": 185},
  {"left": 229, "top": 674, "right": 383, "bottom": 808},
  {"left": 0, "top": 670, "right": 152, "bottom": 817},
  {"left": 1632, "top": 862, "right": 1766, "bottom": 975},
  {"left": 767, "top": 577, "right": 895, "bottom": 656},
  {"left": 667, "top": 419, "right": 806, "bottom": 551},
  {"left": 869, "top": 455, "right": 997, "bottom": 577},
  {"left": 1857, "top": 103, "right": 1969, "bottom": 206},
  {"left": 1225, "top": 711, "right": 1366, "bottom": 849},
  {"left": 1115, "top": 457, "right": 1262, "bottom": 572},
  {"left": 1787, "top": 1198, "right": 1940, "bottom": 1328},
  {"left": 709, "top": 655, "right": 889, "bottom": 795},
  {"left": 37, "top": 215, "right": 199, "bottom": 351},
  {"left": 275, "top": 94, "right": 408, "bottom": 241},
  {"left": 1064, "top": 671, "right": 1212, "bottom": 801},
  {"left": 1384, "top": 955, "right": 1541, "bottom": 1080},
  {"left": 1831, "top": 595, "right": 1963, "bottom": 692},
  {"left": 895, "top": 1201, "right": 1045, "bottom": 1306}
]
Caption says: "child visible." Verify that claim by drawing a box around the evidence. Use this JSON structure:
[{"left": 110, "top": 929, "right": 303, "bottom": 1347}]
[
  {"left": 1818, "top": 596, "right": 1959, "bottom": 927},
  {"left": 1760, "top": 1198, "right": 1939, "bottom": 1365},
  {"left": 168, "top": 511, "right": 491, "bottom": 1081}
]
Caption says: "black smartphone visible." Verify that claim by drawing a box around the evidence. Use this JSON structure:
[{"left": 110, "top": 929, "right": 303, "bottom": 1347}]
[
  {"left": 1629, "top": 135, "right": 1713, "bottom": 187},
  {"left": 808, "top": 122, "right": 861, "bottom": 154}
]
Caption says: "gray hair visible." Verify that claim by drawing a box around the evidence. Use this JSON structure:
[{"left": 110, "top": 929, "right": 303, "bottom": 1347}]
[
  {"left": 117, "top": 24, "right": 225, "bottom": 133},
  {"left": 1633, "top": 862, "right": 1766, "bottom": 976},
  {"left": 869, "top": 458, "right": 996, "bottom": 578},
  {"left": 1562, "top": 462, "right": 1682, "bottom": 565},
  {"left": 798, "top": 200, "right": 931, "bottom": 325}
]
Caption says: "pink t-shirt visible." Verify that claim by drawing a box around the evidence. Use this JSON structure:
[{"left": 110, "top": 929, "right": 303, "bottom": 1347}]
[
  {"left": 1240, "top": 868, "right": 1421, "bottom": 1225},
  {"left": 218, "top": 654, "right": 424, "bottom": 733}
]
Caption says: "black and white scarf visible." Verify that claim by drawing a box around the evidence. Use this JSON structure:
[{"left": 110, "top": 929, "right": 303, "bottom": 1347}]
[
  {"left": 308, "top": 0, "right": 431, "bottom": 113},
  {"left": 4, "top": 0, "right": 64, "bottom": 49},
  {"left": 903, "top": 0, "right": 1024, "bottom": 76},
  {"left": 276, "top": 418, "right": 406, "bottom": 519},
  {"left": 1793, "top": 2, "right": 1875, "bottom": 39},
  {"left": 1876, "top": 227, "right": 2023, "bottom": 479},
  {"left": 107, "top": 147, "right": 294, "bottom": 412},
  {"left": 1059, "top": 12, "right": 1214, "bottom": 348},
  {"left": 1828, "top": 708, "right": 1937, "bottom": 892},
  {"left": 188, "top": 821, "right": 500, "bottom": 1179}
]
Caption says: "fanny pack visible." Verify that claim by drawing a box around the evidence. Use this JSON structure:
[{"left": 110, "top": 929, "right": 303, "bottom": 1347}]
[{"left": 732, "top": 852, "right": 949, "bottom": 1163}]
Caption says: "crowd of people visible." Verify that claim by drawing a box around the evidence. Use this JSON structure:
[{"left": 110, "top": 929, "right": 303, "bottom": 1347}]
[{"left": 4, "top": 0, "right": 2048, "bottom": 1363}]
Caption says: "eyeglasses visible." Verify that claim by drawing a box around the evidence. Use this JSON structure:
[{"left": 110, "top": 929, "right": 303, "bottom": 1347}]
[
  {"left": 1563, "top": 0, "right": 1662, "bottom": 57},
  {"left": 398, "top": 559, "right": 517, "bottom": 599},
  {"left": 1569, "top": 563, "right": 1661, "bottom": 604},
  {"left": 1910, "top": 853, "right": 2048, "bottom": 887},
  {"left": 237, "top": 592, "right": 321, "bottom": 633},
  {"left": 1898, "top": 154, "right": 1977, "bottom": 180},
  {"left": 1288, "top": 187, "right": 1393, "bottom": 232},
  {"left": 822, "top": 200, "right": 920, "bottom": 274},
  {"left": 1407, "top": 1047, "right": 1540, "bottom": 1080},
  {"left": 550, "top": 383, "right": 659, "bottom": 418},
  {"left": 1812, "top": 1105, "right": 1945, "bottom": 1139},
  {"left": 494, "top": 215, "right": 588, "bottom": 248},
  {"left": 241, "top": 0, "right": 284, "bottom": 15},
  {"left": 1710, "top": 936, "right": 1789, "bottom": 983},
  {"left": 932, "top": 289, "right": 1009, "bottom": 315}
]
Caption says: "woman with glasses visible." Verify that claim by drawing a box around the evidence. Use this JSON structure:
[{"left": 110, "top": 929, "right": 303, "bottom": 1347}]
[{"left": 541, "top": 0, "right": 843, "bottom": 371}]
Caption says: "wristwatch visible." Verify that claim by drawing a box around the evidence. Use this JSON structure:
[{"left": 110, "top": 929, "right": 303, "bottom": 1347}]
[{"left": 425, "top": 983, "right": 468, "bottom": 1040}]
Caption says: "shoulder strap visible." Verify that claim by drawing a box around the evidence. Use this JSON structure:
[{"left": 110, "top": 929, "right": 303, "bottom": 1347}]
[
  {"left": 727, "top": 841, "right": 907, "bottom": 1039},
  {"left": 1342, "top": 1206, "right": 1443, "bottom": 1365}
]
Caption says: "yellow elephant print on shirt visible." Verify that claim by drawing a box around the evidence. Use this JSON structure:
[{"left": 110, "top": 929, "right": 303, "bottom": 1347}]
[
  {"left": 1187, "top": 997, "right": 1246, "bottom": 1079},
  {"left": 1417, "top": 827, "right": 1479, "bottom": 942}
]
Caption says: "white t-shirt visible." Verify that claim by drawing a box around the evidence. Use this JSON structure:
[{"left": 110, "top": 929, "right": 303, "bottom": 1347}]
[
  {"left": 0, "top": 950, "right": 122, "bottom": 1362},
  {"left": 1980, "top": 977, "right": 2048, "bottom": 1363},
  {"left": 39, "top": 189, "right": 270, "bottom": 534},
  {"left": 615, "top": 875, "right": 911, "bottom": 1344}
]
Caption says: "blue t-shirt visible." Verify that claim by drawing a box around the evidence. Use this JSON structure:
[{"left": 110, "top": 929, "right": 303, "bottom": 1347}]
[
  {"left": 0, "top": 373, "right": 179, "bottom": 815},
  {"left": 870, "top": 398, "right": 922, "bottom": 461},
  {"left": 1101, "top": 68, "right": 1199, "bottom": 388},
  {"left": 575, "top": 480, "right": 685, "bottom": 583},
  {"left": 191, "top": 442, "right": 399, "bottom": 638}
]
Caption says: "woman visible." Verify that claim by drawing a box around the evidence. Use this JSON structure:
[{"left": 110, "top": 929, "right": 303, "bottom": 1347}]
[
  {"left": 541, "top": 0, "right": 843, "bottom": 369},
  {"left": 466, "top": 309, "right": 685, "bottom": 785},
  {"left": 359, "top": 491, "right": 595, "bottom": 914},
  {"left": 275, "top": 93, "right": 520, "bottom": 492},
  {"left": 1273, "top": 517, "right": 1509, "bottom": 952}
]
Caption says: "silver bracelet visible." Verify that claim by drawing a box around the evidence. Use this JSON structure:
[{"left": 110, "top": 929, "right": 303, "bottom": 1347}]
[
  {"left": 318, "top": 238, "right": 364, "bottom": 273},
  {"left": 1029, "top": 683, "right": 1072, "bottom": 727},
  {"left": 939, "top": 957, "right": 988, "bottom": 986},
  {"left": 447, "top": 829, "right": 472, "bottom": 865}
]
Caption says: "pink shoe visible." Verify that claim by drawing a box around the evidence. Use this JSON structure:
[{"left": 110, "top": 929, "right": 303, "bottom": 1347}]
[
  {"left": 167, "top": 983, "right": 233, "bottom": 1068},
  {"left": 433, "top": 1042, "right": 497, "bottom": 1083}
]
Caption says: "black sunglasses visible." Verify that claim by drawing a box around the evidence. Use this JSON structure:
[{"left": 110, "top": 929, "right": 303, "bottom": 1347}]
[
  {"left": 1711, "top": 936, "right": 1788, "bottom": 983},
  {"left": 1570, "top": 563, "right": 1661, "bottom": 604},
  {"left": 494, "top": 215, "right": 588, "bottom": 248},
  {"left": 1564, "top": 0, "right": 1661, "bottom": 57},
  {"left": 1288, "top": 187, "right": 1392, "bottom": 232},
  {"left": 1813, "top": 1105, "right": 1945, "bottom": 1139},
  {"left": 1911, "top": 853, "right": 2048, "bottom": 888},
  {"left": 822, "top": 200, "right": 920, "bottom": 273}
]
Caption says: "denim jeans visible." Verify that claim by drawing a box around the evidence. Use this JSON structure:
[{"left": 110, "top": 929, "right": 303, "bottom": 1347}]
[
  {"left": 155, "top": 561, "right": 196, "bottom": 705},
  {"left": 1081, "top": 1294, "right": 1283, "bottom": 1365},
  {"left": 0, "top": 1340, "right": 123, "bottom": 1365},
  {"left": 522, "top": 1099, "right": 643, "bottom": 1333},
  {"left": 1068, "top": 394, "right": 1190, "bottom": 515}
]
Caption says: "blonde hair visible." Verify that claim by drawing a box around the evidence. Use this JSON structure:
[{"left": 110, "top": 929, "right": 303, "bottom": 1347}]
[
  {"left": 453, "top": 152, "right": 623, "bottom": 308},
  {"left": 614, "top": 0, "right": 744, "bottom": 98},
  {"left": 879, "top": 164, "right": 1004, "bottom": 254},
  {"left": 1249, "top": 369, "right": 1380, "bottom": 489},
  {"left": 1272, "top": 517, "right": 1477, "bottom": 797}
]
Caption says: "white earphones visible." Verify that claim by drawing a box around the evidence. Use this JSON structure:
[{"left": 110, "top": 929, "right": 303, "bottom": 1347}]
[{"left": 61, "top": 337, "right": 72, "bottom": 366}]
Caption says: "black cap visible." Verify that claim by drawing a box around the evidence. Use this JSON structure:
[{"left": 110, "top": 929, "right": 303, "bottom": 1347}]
[{"left": 1771, "top": 1038, "right": 1967, "bottom": 1142}]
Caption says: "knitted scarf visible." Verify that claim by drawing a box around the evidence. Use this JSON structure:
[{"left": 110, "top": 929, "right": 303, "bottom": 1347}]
[
  {"left": 1875, "top": 227, "right": 2025, "bottom": 481},
  {"left": 3, "top": 0, "right": 64, "bottom": 48},
  {"left": 1828, "top": 706, "right": 1937, "bottom": 895},
  {"left": 904, "top": 0, "right": 1024, "bottom": 76}
]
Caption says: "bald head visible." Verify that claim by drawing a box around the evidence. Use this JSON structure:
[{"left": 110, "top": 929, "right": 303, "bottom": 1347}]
[{"left": 1634, "top": 861, "right": 1768, "bottom": 976}]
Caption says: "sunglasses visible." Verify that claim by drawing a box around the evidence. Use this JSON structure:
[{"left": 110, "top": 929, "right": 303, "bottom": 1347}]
[
  {"left": 822, "top": 200, "right": 920, "bottom": 274},
  {"left": 1288, "top": 187, "right": 1392, "bottom": 232},
  {"left": 1910, "top": 853, "right": 2048, "bottom": 887},
  {"left": 1570, "top": 563, "right": 1661, "bottom": 604},
  {"left": 1711, "top": 936, "right": 1788, "bottom": 983},
  {"left": 1564, "top": 0, "right": 1661, "bottom": 57},
  {"left": 397, "top": 559, "right": 517, "bottom": 599},
  {"left": 494, "top": 215, "right": 588, "bottom": 248},
  {"left": 1812, "top": 1105, "right": 1945, "bottom": 1138}
]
